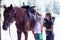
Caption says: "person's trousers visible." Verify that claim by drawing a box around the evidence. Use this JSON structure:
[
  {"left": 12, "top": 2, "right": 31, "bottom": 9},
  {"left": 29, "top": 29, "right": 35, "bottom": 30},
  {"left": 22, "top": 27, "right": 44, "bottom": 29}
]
[
  {"left": 46, "top": 32, "right": 54, "bottom": 40},
  {"left": 35, "top": 33, "right": 43, "bottom": 40}
]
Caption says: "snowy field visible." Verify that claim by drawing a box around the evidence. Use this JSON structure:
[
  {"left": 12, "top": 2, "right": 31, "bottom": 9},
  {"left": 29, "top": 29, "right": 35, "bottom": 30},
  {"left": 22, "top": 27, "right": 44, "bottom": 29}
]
[
  {"left": 1, "top": 0, "right": 60, "bottom": 40},
  {"left": 1, "top": 4, "right": 60, "bottom": 40},
  {"left": 1, "top": 17, "right": 46, "bottom": 40},
  {"left": 1, "top": 10, "right": 46, "bottom": 40},
  {"left": 1, "top": 9, "right": 60, "bottom": 40},
  {"left": 1, "top": 5, "right": 60, "bottom": 40}
]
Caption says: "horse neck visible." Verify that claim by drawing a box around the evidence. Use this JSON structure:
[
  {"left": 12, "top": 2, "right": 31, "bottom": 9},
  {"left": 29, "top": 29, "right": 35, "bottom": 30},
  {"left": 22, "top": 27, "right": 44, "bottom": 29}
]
[{"left": 13, "top": 7, "right": 27, "bottom": 22}]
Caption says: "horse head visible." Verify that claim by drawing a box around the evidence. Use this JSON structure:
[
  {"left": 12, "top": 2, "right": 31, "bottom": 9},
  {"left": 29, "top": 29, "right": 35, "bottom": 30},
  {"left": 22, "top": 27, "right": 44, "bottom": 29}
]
[{"left": 2, "top": 4, "right": 16, "bottom": 30}]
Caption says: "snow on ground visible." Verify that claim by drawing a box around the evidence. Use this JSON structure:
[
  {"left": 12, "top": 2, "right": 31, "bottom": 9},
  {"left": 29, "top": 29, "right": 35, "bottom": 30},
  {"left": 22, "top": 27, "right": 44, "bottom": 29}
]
[
  {"left": 1, "top": 0, "right": 60, "bottom": 40},
  {"left": 1, "top": 15, "right": 60, "bottom": 40},
  {"left": 1, "top": 21, "right": 35, "bottom": 40},
  {"left": 1, "top": 8, "right": 46, "bottom": 40},
  {"left": 54, "top": 15, "right": 60, "bottom": 40}
]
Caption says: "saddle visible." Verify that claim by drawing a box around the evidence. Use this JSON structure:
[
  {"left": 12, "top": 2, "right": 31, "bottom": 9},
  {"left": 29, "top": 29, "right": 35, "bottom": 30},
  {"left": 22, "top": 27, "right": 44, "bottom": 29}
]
[
  {"left": 22, "top": 5, "right": 36, "bottom": 21},
  {"left": 22, "top": 5, "right": 36, "bottom": 30}
]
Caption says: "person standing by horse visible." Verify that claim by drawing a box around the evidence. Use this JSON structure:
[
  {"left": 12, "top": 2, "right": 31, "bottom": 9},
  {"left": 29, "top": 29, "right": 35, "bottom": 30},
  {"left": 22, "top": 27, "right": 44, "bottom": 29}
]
[
  {"left": 43, "top": 13, "right": 54, "bottom": 40},
  {"left": 33, "top": 11, "right": 43, "bottom": 40}
]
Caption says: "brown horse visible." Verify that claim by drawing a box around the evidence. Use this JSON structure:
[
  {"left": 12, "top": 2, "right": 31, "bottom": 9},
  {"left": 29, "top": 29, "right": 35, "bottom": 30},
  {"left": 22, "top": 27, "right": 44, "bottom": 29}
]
[{"left": 2, "top": 4, "right": 41, "bottom": 40}]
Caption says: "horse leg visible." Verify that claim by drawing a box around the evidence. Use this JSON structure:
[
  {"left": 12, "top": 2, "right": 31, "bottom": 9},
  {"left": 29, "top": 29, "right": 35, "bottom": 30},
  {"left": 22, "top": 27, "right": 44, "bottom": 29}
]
[
  {"left": 23, "top": 30, "right": 28, "bottom": 40},
  {"left": 32, "top": 30, "right": 36, "bottom": 40},
  {"left": 17, "top": 30, "right": 22, "bottom": 40}
]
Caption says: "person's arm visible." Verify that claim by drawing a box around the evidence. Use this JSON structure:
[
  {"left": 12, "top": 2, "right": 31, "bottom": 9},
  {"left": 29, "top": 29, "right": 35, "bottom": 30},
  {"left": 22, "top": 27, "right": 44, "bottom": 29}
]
[
  {"left": 41, "top": 22, "right": 43, "bottom": 33},
  {"left": 46, "top": 25, "right": 53, "bottom": 31},
  {"left": 40, "top": 17, "right": 44, "bottom": 33}
]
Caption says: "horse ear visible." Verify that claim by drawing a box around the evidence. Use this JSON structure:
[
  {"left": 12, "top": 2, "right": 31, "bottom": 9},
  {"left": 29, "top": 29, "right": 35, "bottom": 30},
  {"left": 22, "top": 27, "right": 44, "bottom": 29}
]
[
  {"left": 3, "top": 5, "right": 6, "bottom": 9},
  {"left": 9, "top": 4, "right": 13, "bottom": 9}
]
